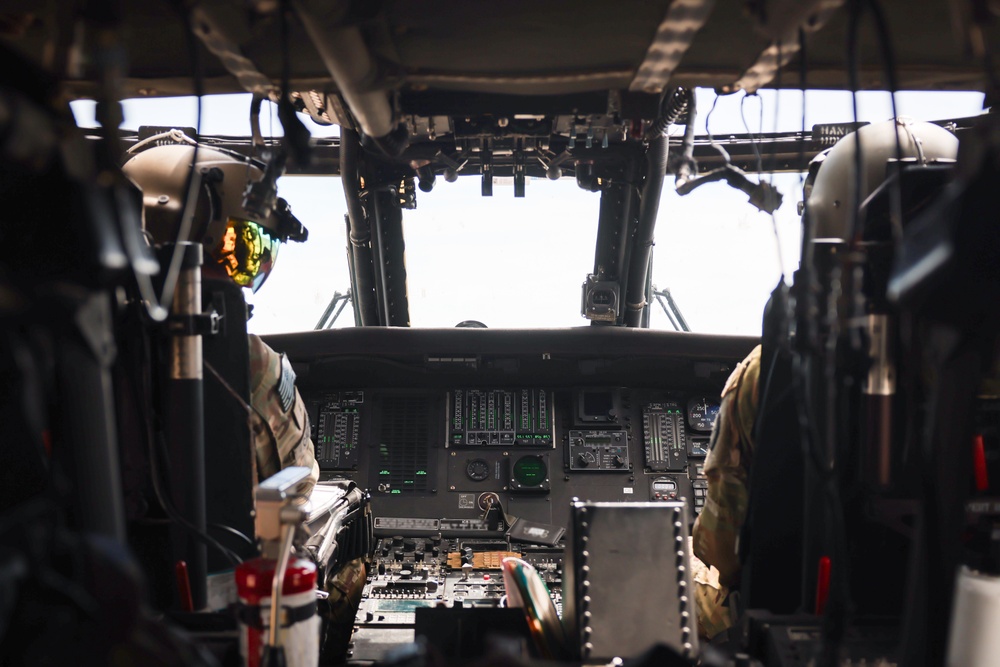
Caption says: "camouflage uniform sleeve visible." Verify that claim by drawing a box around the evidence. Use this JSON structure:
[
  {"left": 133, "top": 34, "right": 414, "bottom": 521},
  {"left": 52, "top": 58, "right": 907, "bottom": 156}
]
[
  {"left": 692, "top": 344, "right": 761, "bottom": 589},
  {"left": 690, "top": 539, "right": 732, "bottom": 640},
  {"left": 320, "top": 558, "right": 368, "bottom": 658},
  {"left": 248, "top": 334, "right": 320, "bottom": 495}
]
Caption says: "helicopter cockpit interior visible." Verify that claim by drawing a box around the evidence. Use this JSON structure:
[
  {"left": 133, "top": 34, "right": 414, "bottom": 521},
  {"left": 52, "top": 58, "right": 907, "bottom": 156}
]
[{"left": 1, "top": 2, "right": 999, "bottom": 666}]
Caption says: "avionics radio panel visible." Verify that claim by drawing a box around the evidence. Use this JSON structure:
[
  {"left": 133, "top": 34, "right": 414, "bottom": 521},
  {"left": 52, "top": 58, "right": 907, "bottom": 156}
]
[
  {"left": 447, "top": 389, "right": 554, "bottom": 447},
  {"left": 314, "top": 391, "right": 363, "bottom": 469},
  {"left": 567, "top": 429, "right": 631, "bottom": 471}
]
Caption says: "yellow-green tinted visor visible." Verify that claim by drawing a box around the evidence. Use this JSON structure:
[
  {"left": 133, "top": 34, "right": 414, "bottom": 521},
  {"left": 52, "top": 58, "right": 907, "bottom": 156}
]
[{"left": 212, "top": 217, "right": 280, "bottom": 292}]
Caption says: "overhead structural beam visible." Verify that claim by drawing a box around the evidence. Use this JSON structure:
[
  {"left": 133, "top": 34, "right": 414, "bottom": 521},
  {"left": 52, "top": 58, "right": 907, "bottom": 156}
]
[
  {"left": 629, "top": 0, "right": 717, "bottom": 94},
  {"left": 743, "top": 0, "right": 845, "bottom": 42},
  {"left": 727, "top": 0, "right": 845, "bottom": 94},
  {"left": 403, "top": 70, "right": 635, "bottom": 96},
  {"left": 112, "top": 116, "right": 979, "bottom": 177},
  {"left": 291, "top": 0, "right": 394, "bottom": 139},
  {"left": 189, "top": 6, "right": 278, "bottom": 98}
]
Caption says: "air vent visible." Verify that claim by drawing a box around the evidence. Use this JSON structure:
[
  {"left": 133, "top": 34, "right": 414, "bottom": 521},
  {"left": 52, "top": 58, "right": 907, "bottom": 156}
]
[{"left": 374, "top": 395, "right": 433, "bottom": 494}]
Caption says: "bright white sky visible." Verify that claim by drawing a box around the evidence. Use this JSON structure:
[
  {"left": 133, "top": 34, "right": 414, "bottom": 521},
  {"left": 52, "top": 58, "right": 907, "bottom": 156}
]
[{"left": 72, "top": 88, "right": 985, "bottom": 335}]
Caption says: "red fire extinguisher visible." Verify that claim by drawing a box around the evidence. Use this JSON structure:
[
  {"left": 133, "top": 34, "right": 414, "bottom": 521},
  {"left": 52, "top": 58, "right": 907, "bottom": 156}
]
[{"left": 236, "top": 555, "right": 319, "bottom": 667}]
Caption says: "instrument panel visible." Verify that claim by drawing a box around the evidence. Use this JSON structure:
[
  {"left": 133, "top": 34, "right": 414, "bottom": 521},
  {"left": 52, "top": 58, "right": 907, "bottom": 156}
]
[
  {"left": 305, "top": 386, "right": 721, "bottom": 660},
  {"left": 274, "top": 327, "right": 753, "bottom": 538},
  {"left": 306, "top": 386, "right": 720, "bottom": 529}
]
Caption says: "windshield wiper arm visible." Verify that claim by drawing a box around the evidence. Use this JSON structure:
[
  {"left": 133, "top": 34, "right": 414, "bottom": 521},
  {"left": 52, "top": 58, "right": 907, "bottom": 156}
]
[
  {"left": 651, "top": 285, "right": 690, "bottom": 332},
  {"left": 315, "top": 290, "right": 353, "bottom": 329}
]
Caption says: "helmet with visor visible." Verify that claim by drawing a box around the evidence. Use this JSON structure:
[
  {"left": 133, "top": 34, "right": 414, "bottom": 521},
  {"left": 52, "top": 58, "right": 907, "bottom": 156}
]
[{"left": 123, "top": 141, "right": 306, "bottom": 292}]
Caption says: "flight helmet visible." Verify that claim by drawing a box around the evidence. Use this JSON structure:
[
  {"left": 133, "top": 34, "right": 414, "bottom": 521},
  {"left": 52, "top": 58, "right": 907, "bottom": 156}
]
[
  {"left": 123, "top": 142, "right": 306, "bottom": 292},
  {"left": 805, "top": 117, "right": 959, "bottom": 242}
]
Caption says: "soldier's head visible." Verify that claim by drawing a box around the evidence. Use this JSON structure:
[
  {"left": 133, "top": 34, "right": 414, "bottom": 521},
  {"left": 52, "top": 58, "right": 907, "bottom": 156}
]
[
  {"left": 122, "top": 141, "right": 307, "bottom": 292},
  {"left": 803, "top": 117, "right": 959, "bottom": 243}
]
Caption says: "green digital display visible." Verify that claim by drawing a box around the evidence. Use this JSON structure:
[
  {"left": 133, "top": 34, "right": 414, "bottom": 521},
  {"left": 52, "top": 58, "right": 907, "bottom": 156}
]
[
  {"left": 512, "top": 456, "right": 547, "bottom": 487},
  {"left": 369, "top": 599, "right": 435, "bottom": 612}
]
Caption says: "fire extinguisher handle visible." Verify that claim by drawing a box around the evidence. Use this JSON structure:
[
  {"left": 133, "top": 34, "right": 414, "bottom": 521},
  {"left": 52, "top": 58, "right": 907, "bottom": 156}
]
[
  {"left": 268, "top": 523, "right": 297, "bottom": 649},
  {"left": 260, "top": 645, "right": 287, "bottom": 667}
]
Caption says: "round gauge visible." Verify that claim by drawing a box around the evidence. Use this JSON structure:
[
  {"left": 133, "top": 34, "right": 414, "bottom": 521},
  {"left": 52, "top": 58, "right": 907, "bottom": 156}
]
[
  {"left": 512, "top": 455, "right": 547, "bottom": 488},
  {"left": 466, "top": 458, "right": 491, "bottom": 482},
  {"left": 688, "top": 439, "right": 710, "bottom": 457},
  {"left": 687, "top": 396, "right": 721, "bottom": 432}
]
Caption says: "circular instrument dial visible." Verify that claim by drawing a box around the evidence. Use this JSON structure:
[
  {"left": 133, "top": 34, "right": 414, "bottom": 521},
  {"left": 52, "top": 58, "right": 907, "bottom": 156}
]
[
  {"left": 687, "top": 396, "right": 721, "bottom": 432},
  {"left": 512, "top": 455, "right": 547, "bottom": 487},
  {"left": 466, "top": 458, "right": 490, "bottom": 482}
]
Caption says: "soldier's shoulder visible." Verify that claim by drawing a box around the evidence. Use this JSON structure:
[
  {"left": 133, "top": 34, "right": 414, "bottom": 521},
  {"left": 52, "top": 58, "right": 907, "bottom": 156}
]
[
  {"left": 249, "top": 333, "right": 278, "bottom": 369},
  {"left": 721, "top": 345, "right": 762, "bottom": 399}
]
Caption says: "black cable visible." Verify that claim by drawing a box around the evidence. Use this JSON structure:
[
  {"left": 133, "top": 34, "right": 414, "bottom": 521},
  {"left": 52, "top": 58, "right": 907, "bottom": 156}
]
[
  {"left": 273, "top": 0, "right": 314, "bottom": 165},
  {"left": 203, "top": 359, "right": 290, "bottom": 480},
  {"left": 846, "top": 0, "right": 865, "bottom": 247},
  {"left": 149, "top": 430, "right": 243, "bottom": 568},
  {"left": 842, "top": 0, "right": 869, "bottom": 349},
  {"left": 865, "top": 0, "right": 901, "bottom": 123},
  {"left": 740, "top": 93, "right": 765, "bottom": 175},
  {"left": 281, "top": 0, "right": 291, "bottom": 105},
  {"left": 864, "top": 0, "right": 904, "bottom": 245},
  {"left": 798, "top": 28, "right": 809, "bottom": 197},
  {"left": 646, "top": 87, "right": 690, "bottom": 140},
  {"left": 704, "top": 92, "right": 732, "bottom": 163},
  {"left": 768, "top": 40, "right": 783, "bottom": 177},
  {"left": 209, "top": 523, "right": 256, "bottom": 548},
  {"left": 843, "top": 0, "right": 905, "bottom": 361},
  {"left": 770, "top": 41, "right": 786, "bottom": 282},
  {"left": 157, "top": 4, "right": 205, "bottom": 314},
  {"left": 673, "top": 89, "right": 698, "bottom": 185},
  {"left": 705, "top": 92, "right": 719, "bottom": 138},
  {"left": 738, "top": 77, "right": 785, "bottom": 279}
]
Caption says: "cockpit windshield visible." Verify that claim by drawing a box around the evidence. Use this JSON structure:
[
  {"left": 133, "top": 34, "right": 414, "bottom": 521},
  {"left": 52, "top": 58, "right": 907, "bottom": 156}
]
[{"left": 71, "top": 88, "right": 984, "bottom": 335}]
